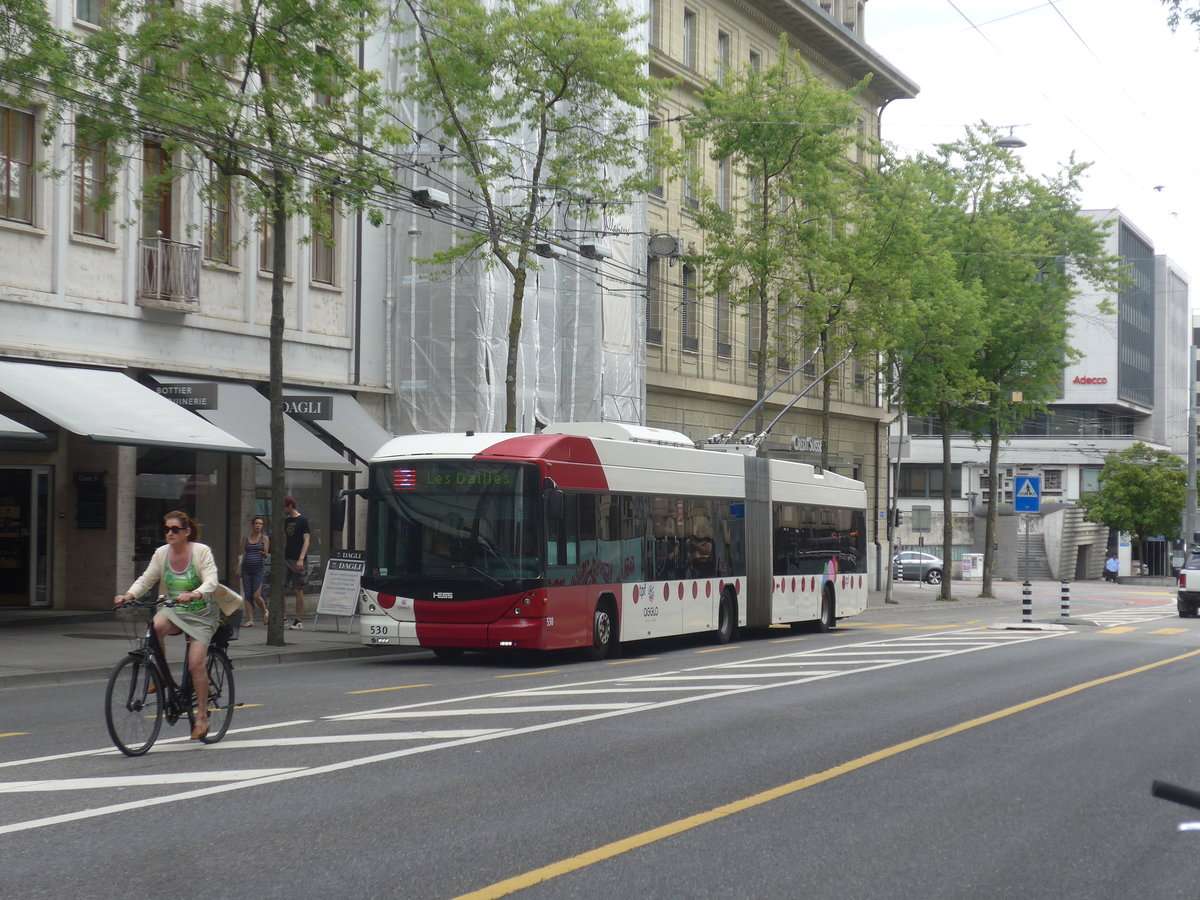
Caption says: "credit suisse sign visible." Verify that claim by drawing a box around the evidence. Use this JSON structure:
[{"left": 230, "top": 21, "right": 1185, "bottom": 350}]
[{"left": 1072, "top": 375, "right": 1108, "bottom": 385}]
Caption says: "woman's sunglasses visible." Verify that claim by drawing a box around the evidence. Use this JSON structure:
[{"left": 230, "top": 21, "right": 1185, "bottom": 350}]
[{"left": 164, "top": 526, "right": 187, "bottom": 534}]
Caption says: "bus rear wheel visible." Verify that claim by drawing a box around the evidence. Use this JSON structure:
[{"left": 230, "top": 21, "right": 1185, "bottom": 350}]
[
  {"left": 587, "top": 599, "right": 617, "bottom": 661},
  {"left": 712, "top": 592, "right": 736, "bottom": 644},
  {"left": 815, "top": 586, "right": 836, "bottom": 632}
]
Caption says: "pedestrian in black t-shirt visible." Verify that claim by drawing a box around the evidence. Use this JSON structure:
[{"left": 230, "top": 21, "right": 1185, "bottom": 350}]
[{"left": 283, "top": 495, "right": 311, "bottom": 629}]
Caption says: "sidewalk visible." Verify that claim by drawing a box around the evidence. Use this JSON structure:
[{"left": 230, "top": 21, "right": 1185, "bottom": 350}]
[
  {"left": 0, "top": 608, "right": 409, "bottom": 689},
  {"left": 0, "top": 578, "right": 1154, "bottom": 688}
]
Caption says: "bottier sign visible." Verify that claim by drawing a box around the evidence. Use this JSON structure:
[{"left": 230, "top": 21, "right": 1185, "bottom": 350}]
[{"left": 155, "top": 383, "right": 334, "bottom": 420}]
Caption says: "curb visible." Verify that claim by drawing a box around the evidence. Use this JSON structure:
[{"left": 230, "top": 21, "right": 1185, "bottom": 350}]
[{"left": 0, "top": 645, "right": 423, "bottom": 690}]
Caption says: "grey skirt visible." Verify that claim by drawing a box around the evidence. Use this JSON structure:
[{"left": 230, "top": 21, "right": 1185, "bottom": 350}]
[{"left": 161, "top": 599, "right": 219, "bottom": 645}]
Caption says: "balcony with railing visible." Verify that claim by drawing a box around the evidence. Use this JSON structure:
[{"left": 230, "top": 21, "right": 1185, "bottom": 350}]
[{"left": 138, "top": 233, "right": 200, "bottom": 310}]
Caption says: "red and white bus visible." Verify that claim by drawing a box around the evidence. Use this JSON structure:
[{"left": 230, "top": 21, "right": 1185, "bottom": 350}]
[{"left": 357, "top": 422, "right": 868, "bottom": 659}]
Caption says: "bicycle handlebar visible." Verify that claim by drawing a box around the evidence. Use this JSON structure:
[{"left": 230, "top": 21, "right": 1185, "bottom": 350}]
[
  {"left": 117, "top": 595, "right": 179, "bottom": 610},
  {"left": 1152, "top": 780, "right": 1200, "bottom": 812}
]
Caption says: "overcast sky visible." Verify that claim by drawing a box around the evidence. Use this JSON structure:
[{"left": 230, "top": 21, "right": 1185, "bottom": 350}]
[{"left": 865, "top": 0, "right": 1200, "bottom": 302}]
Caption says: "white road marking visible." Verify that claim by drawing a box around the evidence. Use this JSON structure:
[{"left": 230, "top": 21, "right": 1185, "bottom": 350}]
[
  {"left": 335, "top": 704, "right": 644, "bottom": 719},
  {"left": 150, "top": 731, "right": 507, "bottom": 750},
  {"left": 0, "top": 770, "right": 302, "bottom": 792},
  {"left": 0, "top": 627, "right": 1064, "bottom": 835},
  {"left": 0, "top": 720, "right": 315, "bottom": 769}
]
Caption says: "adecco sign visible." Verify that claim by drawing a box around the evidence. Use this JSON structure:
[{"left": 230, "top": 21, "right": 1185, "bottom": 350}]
[{"left": 1072, "top": 375, "right": 1108, "bottom": 385}]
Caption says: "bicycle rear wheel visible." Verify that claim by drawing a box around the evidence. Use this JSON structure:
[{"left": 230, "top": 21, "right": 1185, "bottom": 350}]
[
  {"left": 105, "top": 655, "right": 163, "bottom": 756},
  {"left": 189, "top": 650, "right": 235, "bottom": 743}
]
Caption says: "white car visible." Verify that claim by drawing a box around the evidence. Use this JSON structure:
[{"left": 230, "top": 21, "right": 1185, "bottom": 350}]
[{"left": 892, "top": 551, "right": 944, "bottom": 584}]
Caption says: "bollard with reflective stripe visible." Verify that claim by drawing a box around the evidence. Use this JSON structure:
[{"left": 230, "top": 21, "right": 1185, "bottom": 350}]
[
  {"left": 1022, "top": 580, "right": 1033, "bottom": 623},
  {"left": 1061, "top": 580, "right": 1070, "bottom": 619}
]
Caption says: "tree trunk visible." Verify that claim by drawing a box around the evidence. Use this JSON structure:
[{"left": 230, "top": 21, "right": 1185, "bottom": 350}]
[
  {"left": 940, "top": 401, "right": 954, "bottom": 600},
  {"left": 266, "top": 171, "right": 288, "bottom": 647},
  {"left": 819, "top": 326, "right": 831, "bottom": 471},
  {"left": 504, "top": 267, "right": 527, "bottom": 432}
]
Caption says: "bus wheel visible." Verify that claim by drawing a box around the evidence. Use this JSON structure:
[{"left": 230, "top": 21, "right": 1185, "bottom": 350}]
[
  {"left": 432, "top": 647, "right": 465, "bottom": 661},
  {"left": 815, "top": 587, "right": 836, "bottom": 633},
  {"left": 712, "top": 592, "right": 736, "bottom": 644},
  {"left": 587, "top": 599, "right": 617, "bottom": 661}
]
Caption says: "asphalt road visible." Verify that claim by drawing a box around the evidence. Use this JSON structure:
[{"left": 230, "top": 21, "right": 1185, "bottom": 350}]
[{"left": 3, "top": 590, "right": 1199, "bottom": 899}]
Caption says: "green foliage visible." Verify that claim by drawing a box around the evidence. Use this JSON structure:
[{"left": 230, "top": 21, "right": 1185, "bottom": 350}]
[
  {"left": 396, "top": 0, "right": 666, "bottom": 430},
  {"left": 1078, "top": 442, "right": 1186, "bottom": 545},
  {"left": 680, "top": 37, "right": 872, "bottom": 432},
  {"left": 81, "top": 0, "right": 397, "bottom": 225},
  {"left": 0, "top": 0, "right": 83, "bottom": 139},
  {"left": 1162, "top": 0, "right": 1200, "bottom": 31}
]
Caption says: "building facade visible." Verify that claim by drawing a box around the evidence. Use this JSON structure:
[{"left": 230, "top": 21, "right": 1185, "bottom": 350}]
[
  {"left": 0, "top": 0, "right": 392, "bottom": 610},
  {"left": 644, "top": 0, "right": 917, "bottom": 580}
]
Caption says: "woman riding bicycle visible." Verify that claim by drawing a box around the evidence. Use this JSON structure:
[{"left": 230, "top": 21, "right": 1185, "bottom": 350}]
[{"left": 114, "top": 510, "right": 219, "bottom": 740}]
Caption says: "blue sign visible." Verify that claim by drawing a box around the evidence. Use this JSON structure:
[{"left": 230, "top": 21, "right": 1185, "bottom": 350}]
[{"left": 1014, "top": 476, "right": 1041, "bottom": 513}]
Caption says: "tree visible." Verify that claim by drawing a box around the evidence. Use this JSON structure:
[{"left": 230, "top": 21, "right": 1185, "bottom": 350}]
[
  {"left": 396, "top": 0, "right": 664, "bottom": 432},
  {"left": 681, "top": 36, "right": 866, "bottom": 443},
  {"left": 1162, "top": 0, "right": 1200, "bottom": 30},
  {"left": 1078, "top": 442, "right": 1186, "bottom": 571},
  {"left": 918, "top": 127, "right": 1120, "bottom": 597},
  {"left": 83, "top": 0, "right": 397, "bottom": 644}
]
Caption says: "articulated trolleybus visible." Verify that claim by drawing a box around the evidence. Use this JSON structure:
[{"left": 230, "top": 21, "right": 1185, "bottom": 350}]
[{"left": 358, "top": 422, "right": 867, "bottom": 659}]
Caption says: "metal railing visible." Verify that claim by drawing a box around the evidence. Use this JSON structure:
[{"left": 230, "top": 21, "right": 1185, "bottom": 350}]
[{"left": 139, "top": 233, "right": 200, "bottom": 304}]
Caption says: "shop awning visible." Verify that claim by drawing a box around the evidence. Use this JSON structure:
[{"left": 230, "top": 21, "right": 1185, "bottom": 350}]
[
  {"left": 0, "top": 411, "right": 44, "bottom": 440},
  {"left": 152, "top": 375, "right": 358, "bottom": 473},
  {"left": 282, "top": 388, "right": 393, "bottom": 463},
  {"left": 0, "top": 361, "right": 263, "bottom": 454}
]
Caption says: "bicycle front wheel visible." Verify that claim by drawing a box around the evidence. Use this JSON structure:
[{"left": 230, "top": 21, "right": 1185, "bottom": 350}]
[
  {"left": 189, "top": 650, "right": 235, "bottom": 744},
  {"left": 105, "top": 655, "right": 163, "bottom": 756}
]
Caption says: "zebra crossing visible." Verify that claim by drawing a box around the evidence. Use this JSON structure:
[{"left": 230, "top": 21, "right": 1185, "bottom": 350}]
[{"left": 1077, "top": 601, "right": 1178, "bottom": 628}]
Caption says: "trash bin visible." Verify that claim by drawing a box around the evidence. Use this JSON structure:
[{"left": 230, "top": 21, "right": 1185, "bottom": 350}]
[{"left": 962, "top": 553, "right": 984, "bottom": 581}]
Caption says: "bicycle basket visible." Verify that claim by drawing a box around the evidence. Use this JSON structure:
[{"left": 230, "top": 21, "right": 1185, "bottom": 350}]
[{"left": 115, "top": 604, "right": 151, "bottom": 650}]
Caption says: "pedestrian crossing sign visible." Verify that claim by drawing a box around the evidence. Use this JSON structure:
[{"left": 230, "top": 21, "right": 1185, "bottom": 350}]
[{"left": 1014, "top": 476, "right": 1041, "bottom": 513}]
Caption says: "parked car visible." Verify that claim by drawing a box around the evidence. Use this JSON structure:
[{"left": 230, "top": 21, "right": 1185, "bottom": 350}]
[
  {"left": 1177, "top": 552, "right": 1200, "bottom": 617},
  {"left": 892, "top": 551, "right": 944, "bottom": 585}
]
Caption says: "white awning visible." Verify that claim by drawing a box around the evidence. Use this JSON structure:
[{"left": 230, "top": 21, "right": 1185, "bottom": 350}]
[
  {"left": 152, "top": 376, "right": 358, "bottom": 473},
  {"left": 0, "top": 362, "right": 262, "bottom": 454},
  {"left": 0, "top": 411, "right": 43, "bottom": 440},
  {"left": 282, "top": 388, "right": 393, "bottom": 463}
]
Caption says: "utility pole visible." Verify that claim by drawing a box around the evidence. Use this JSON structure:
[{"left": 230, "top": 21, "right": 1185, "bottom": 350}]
[{"left": 1186, "top": 337, "right": 1197, "bottom": 549}]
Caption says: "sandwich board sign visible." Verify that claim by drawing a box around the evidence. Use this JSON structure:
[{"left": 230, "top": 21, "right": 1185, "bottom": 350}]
[{"left": 1014, "top": 476, "right": 1041, "bottom": 514}]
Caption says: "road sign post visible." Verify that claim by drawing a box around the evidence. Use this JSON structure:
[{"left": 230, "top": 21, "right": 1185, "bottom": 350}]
[{"left": 1014, "top": 476, "right": 1042, "bottom": 583}]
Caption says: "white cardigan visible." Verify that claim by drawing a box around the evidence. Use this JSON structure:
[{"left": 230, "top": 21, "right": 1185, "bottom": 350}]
[{"left": 125, "top": 542, "right": 219, "bottom": 600}]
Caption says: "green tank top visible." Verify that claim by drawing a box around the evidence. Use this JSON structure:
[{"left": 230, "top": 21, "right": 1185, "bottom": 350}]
[{"left": 163, "top": 551, "right": 205, "bottom": 610}]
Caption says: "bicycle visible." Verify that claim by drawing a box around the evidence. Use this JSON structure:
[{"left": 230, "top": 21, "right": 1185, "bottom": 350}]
[{"left": 105, "top": 595, "right": 236, "bottom": 756}]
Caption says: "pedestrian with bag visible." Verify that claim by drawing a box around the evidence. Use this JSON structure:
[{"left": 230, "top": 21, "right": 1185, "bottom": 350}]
[{"left": 235, "top": 514, "right": 270, "bottom": 626}]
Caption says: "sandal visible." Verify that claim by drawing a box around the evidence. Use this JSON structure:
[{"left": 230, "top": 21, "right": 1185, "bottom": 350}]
[
  {"left": 191, "top": 721, "right": 209, "bottom": 740},
  {"left": 245, "top": 621, "right": 255, "bottom": 627}
]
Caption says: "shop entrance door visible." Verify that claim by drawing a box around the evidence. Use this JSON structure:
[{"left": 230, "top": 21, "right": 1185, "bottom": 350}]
[{"left": 0, "top": 467, "right": 51, "bottom": 607}]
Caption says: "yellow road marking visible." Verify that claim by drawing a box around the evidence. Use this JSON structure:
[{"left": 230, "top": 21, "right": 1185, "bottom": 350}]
[
  {"left": 345, "top": 684, "right": 432, "bottom": 695},
  {"left": 495, "top": 671, "right": 559, "bottom": 679},
  {"left": 606, "top": 658, "right": 658, "bottom": 665},
  {"left": 0, "top": 733, "right": 28, "bottom": 739},
  {"left": 454, "top": 647, "right": 1200, "bottom": 900},
  {"left": 1098, "top": 627, "right": 1137, "bottom": 634},
  {"left": 1150, "top": 629, "right": 1188, "bottom": 635},
  {"left": 694, "top": 646, "right": 738, "bottom": 654},
  {"left": 768, "top": 637, "right": 808, "bottom": 644}
]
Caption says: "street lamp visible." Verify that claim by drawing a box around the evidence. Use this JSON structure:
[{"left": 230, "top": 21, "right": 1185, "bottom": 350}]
[{"left": 993, "top": 125, "right": 1028, "bottom": 149}]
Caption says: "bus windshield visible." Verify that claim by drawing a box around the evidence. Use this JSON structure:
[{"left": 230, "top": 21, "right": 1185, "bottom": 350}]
[{"left": 366, "top": 460, "right": 541, "bottom": 589}]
